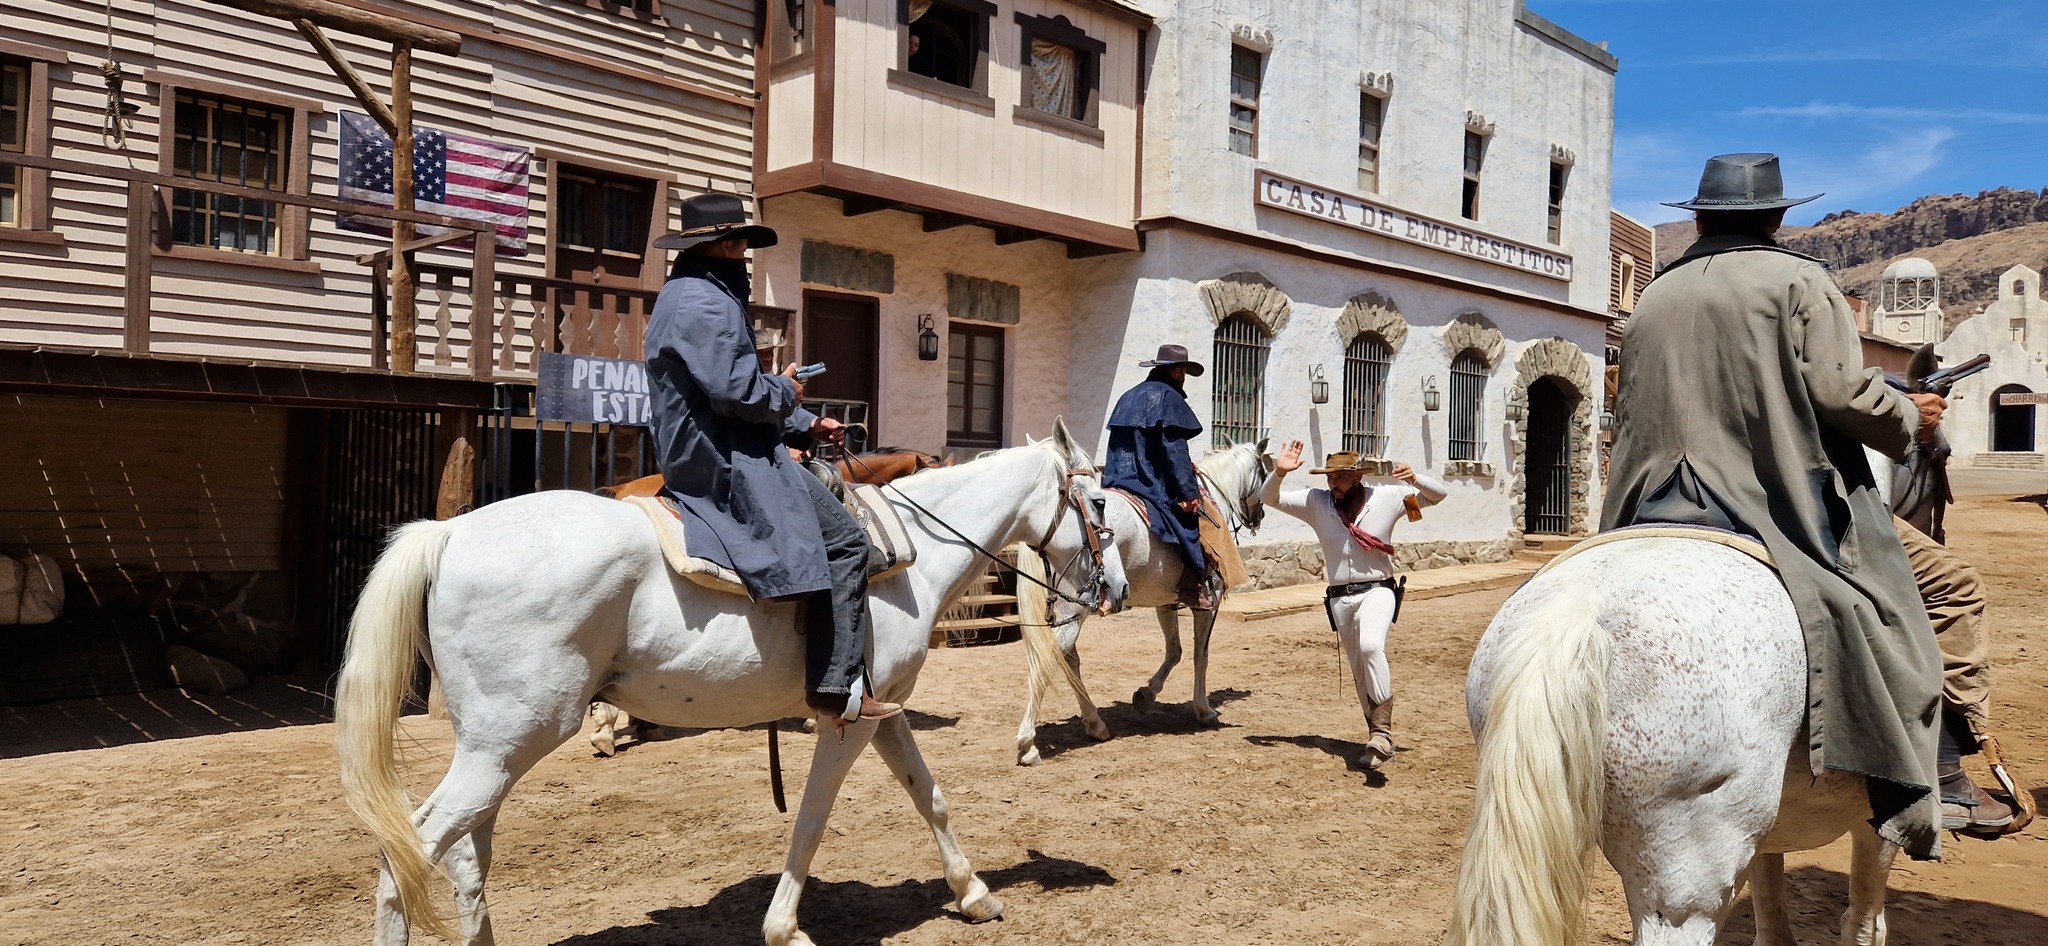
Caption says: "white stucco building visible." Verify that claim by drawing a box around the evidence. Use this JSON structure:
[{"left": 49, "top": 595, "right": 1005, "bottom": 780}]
[
  {"left": 1069, "top": 0, "right": 1618, "bottom": 583},
  {"left": 1937, "top": 265, "right": 2047, "bottom": 469}
]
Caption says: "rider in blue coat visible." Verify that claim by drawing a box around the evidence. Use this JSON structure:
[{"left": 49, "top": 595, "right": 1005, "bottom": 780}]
[
  {"left": 1103, "top": 344, "right": 1212, "bottom": 608},
  {"left": 645, "top": 193, "right": 898, "bottom": 724}
]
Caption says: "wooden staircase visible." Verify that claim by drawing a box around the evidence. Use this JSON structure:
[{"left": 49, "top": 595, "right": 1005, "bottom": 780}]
[
  {"left": 930, "top": 548, "right": 1022, "bottom": 647},
  {"left": 1511, "top": 533, "right": 1579, "bottom": 563}
]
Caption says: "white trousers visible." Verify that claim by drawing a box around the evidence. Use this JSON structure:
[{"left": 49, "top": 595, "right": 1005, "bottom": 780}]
[{"left": 1328, "top": 586, "right": 1398, "bottom": 722}]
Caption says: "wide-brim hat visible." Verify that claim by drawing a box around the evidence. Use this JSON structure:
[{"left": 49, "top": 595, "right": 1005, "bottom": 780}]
[
  {"left": 653, "top": 193, "right": 780, "bottom": 251},
  {"left": 1138, "top": 343, "right": 1205, "bottom": 376},
  {"left": 1661, "top": 152, "right": 1821, "bottom": 211},
  {"left": 1310, "top": 451, "right": 1364, "bottom": 475}
]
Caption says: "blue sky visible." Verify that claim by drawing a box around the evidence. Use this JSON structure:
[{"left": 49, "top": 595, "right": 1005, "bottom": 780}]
[{"left": 1535, "top": 0, "right": 2048, "bottom": 227}]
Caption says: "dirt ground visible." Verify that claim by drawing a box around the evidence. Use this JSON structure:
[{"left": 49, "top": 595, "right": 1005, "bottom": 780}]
[{"left": 3, "top": 495, "right": 2045, "bottom": 946}]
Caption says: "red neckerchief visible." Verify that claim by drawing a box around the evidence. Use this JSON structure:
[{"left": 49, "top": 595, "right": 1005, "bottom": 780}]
[{"left": 1334, "top": 486, "right": 1396, "bottom": 556}]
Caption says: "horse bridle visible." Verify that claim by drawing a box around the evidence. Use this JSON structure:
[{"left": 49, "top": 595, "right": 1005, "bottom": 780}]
[{"left": 839, "top": 450, "right": 1115, "bottom": 622}]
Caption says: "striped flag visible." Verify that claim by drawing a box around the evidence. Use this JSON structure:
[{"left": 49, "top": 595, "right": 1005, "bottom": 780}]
[{"left": 337, "top": 110, "right": 530, "bottom": 255}]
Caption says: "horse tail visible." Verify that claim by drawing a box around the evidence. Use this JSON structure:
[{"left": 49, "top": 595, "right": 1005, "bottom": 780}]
[
  {"left": 1013, "top": 544, "right": 1083, "bottom": 707},
  {"left": 333, "top": 520, "right": 457, "bottom": 942},
  {"left": 1445, "top": 592, "right": 1611, "bottom": 946}
]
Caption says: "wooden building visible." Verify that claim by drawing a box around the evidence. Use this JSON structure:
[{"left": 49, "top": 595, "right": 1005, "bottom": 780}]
[
  {"left": 0, "top": 0, "right": 758, "bottom": 701},
  {"left": 748, "top": 0, "right": 1149, "bottom": 453}
]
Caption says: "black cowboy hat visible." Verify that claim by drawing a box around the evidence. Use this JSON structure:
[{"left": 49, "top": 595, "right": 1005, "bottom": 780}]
[
  {"left": 1662, "top": 152, "right": 1821, "bottom": 211},
  {"left": 653, "top": 193, "right": 779, "bottom": 251},
  {"left": 1138, "top": 343, "right": 1205, "bottom": 376}
]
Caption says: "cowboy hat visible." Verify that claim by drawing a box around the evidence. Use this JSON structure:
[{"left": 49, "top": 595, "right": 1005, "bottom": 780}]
[
  {"left": 1661, "top": 152, "right": 1821, "bottom": 211},
  {"left": 1138, "top": 343, "right": 1205, "bottom": 376},
  {"left": 1310, "top": 451, "right": 1364, "bottom": 475},
  {"left": 653, "top": 193, "right": 780, "bottom": 251}
]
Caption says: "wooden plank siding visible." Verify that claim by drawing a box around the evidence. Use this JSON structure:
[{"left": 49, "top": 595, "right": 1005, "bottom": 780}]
[
  {"left": 1608, "top": 209, "right": 1654, "bottom": 317},
  {"left": 773, "top": 0, "right": 1140, "bottom": 231},
  {"left": 0, "top": 395, "right": 289, "bottom": 573},
  {"left": 0, "top": 0, "right": 759, "bottom": 377}
]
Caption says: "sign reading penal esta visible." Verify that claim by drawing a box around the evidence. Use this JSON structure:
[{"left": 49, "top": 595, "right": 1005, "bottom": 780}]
[
  {"left": 1254, "top": 170, "right": 1573, "bottom": 282},
  {"left": 537, "top": 352, "right": 653, "bottom": 425}
]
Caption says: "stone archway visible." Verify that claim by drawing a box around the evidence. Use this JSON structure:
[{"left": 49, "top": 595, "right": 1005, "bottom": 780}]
[
  {"left": 1197, "top": 271, "right": 1291, "bottom": 335},
  {"left": 1509, "top": 338, "right": 1595, "bottom": 537}
]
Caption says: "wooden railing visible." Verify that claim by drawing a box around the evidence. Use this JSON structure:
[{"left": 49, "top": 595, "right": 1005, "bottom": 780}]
[
  {"left": 0, "top": 150, "right": 576, "bottom": 379},
  {"left": 401, "top": 264, "right": 656, "bottom": 378}
]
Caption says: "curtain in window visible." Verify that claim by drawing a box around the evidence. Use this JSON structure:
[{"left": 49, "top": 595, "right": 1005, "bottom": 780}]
[
  {"left": 1028, "top": 39, "right": 1077, "bottom": 117},
  {"left": 908, "top": 0, "right": 932, "bottom": 21}
]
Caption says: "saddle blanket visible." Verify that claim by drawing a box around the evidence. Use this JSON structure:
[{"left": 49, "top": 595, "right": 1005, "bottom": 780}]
[
  {"left": 624, "top": 485, "right": 916, "bottom": 598},
  {"left": 1532, "top": 523, "right": 1775, "bottom": 580}
]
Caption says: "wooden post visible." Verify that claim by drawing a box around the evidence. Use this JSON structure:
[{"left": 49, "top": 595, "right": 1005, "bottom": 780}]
[
  {"left": 389, "top": 42, "right": 416, "bottom": 372},
  {"left": 425, "top": 405, "right": 477, "bottom": 719},
  {"left": 123, "top": 181, "right": 153, "bottom": 353},
  {"left": 470, "top": 235, "right": 496, "bottom": 379}
]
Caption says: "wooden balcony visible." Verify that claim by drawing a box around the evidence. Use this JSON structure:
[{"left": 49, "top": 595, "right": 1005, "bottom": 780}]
[{"left": 0, "top": 150, "right": 643, "bottom": 388}]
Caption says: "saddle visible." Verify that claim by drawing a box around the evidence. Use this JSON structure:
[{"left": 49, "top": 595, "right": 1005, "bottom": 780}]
[
  {"left": 1532, "top": 523, "right": 1775, "bottom": 580},
  {"left": 624, "top": 484, "right": 916, "bottom": 598}
]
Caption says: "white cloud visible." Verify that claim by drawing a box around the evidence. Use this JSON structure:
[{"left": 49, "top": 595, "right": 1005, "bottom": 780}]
[
  {"left": 1779, "top": 128, "right": 1957, "bottom": 224},
  {"left": 1737, "top": 101, "right": 2048, "bottom": 125}
]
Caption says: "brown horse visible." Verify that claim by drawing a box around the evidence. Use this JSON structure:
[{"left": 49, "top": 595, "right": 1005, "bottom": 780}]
[{"left": 594, "top": 446, "right": 948, "bottom": 500}]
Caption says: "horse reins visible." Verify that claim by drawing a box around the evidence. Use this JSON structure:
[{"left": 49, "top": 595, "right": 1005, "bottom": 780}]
[{"left": 839, "top": 448, "right": 1114, "bottom": 622}]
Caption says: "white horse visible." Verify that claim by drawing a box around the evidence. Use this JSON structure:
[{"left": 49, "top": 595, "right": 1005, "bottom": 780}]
[
  {"left": 1010, "top": 439, "right": 1273, "bottom": 766},
  {"left": 1445, "top": 531, "right": 1908, "bottom": 946},
  {"left": 333, "top": 421, "right": 1128, "bottom": 946}
]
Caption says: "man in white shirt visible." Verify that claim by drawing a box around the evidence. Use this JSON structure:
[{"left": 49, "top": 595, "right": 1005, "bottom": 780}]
[{"left": 1263, "top": 440, "right": 1447, "bottom": 770}]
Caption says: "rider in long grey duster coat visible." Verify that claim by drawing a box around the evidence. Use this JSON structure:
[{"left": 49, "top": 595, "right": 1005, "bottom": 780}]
[{"left": 1603, "top": 231, "right": 1944, "bottom": 859}]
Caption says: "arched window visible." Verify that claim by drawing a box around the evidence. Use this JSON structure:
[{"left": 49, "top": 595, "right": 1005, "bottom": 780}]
[
  {"left": 1448, "top": 348, "right": 1488, "bottom": 461},
  {"left": 2017, "top": 279, "right": 2028, "bottom": 298},
  {"left": 1211, "top": 314, "right": 1270, "bottom": 448},
  {"left": 1343, "top": 332, "right": 1392, "bottom": 456}
]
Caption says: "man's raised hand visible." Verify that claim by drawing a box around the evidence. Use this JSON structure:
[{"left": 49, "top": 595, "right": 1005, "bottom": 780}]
[
  {"left": 782, "top": 361, "right": 805, "bottom": 401},
  {"left": 1274, "top": 438, "right": 1306, "bottom": 474}
]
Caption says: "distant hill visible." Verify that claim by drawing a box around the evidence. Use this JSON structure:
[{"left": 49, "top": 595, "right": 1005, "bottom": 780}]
[{"left": 1652, "top": 188, "right": 2048, "bottom": 328}]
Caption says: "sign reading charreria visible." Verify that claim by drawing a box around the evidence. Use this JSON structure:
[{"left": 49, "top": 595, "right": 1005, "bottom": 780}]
[
  {"left": 1998, "top": 391, "right": 2048, "bottom": 406},
  {"left": 1254, "top": 170, "right": 1573, "bottom": 282},
  {"left": 537, "top": 352, "right": 654, "bottom": 425}
]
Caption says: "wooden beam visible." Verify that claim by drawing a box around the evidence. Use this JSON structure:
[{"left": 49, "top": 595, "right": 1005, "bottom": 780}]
[
  {"left": 921, "top": 212, "right": 973, "bottom": 233},
  {"left": 353, "top": 228, "right": 472, "bottom": 267},
  {"left": 123, "top": 181, "right": 153, "bottom": 354},
  {"left": 839, "top": 194, "right": 899, "bottom": 217},
  {"left": 992, "top": 227, "right": 1040, "bottom": 246},
  {"left": 293, "top": 18, "right": 398, "bottom": 136},
  {"left": 199, "top": 0, "right": 461, "bottom": 55},
  {"left": 389, "top": 42, "right": 417, "bottom": 372}
]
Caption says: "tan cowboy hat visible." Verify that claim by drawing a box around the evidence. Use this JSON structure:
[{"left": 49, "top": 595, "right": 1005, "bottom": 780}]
[{"left": 1310, "top": 451, "right": 1364, "bottom": 475}]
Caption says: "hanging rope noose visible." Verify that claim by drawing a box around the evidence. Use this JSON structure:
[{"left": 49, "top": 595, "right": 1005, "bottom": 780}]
[{"left": 101, "top": 0, "right": 131, "bottom": 148}]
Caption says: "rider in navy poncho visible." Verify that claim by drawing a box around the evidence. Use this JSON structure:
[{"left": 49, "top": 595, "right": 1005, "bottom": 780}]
[{"left": 1103, "top": 345, "right": 1209, "bottom": 606}]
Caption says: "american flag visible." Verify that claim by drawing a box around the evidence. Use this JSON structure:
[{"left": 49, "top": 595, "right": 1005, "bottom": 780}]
[{"left": 338, "top": 110, "right": 530, "bottom": 255}]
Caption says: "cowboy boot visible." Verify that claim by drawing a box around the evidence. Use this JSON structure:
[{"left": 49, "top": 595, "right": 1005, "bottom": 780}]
[
  {"left": 1940, "top": 763, "right": 2016, "bottom": 835},
  {"left": 1363, "top": 697, "right": 1396, "bottom": 770}
]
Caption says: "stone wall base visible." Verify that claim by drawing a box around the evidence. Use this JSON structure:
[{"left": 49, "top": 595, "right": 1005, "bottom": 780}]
[{"left": 1233, "top": 538, "right": 1517, "bottom": 590}]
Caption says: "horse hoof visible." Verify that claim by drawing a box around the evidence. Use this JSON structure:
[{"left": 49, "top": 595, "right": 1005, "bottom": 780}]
[
  {"left": 1132, "top": 688, "right": 1155, "bottom": 707},
  {"left": 1195, "top": 710, "right": 1221, "bottom": 727},
  {"left": 1017, "top": 746, "right": 1041, "bottom": 766},
  {"left": 1085, "top": 723, "right": 1113, "bottom": 742},
  {"left": 591, "top": 734, "right": 617, "bottom": 757},
  {"left": 955, "top": 893, "right": 1005, "bottom": 923}
]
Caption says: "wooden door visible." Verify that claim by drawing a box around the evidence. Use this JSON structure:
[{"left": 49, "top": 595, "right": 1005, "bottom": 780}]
[{"left": 801, "top": 292, "right": 880, "bottom": 444}]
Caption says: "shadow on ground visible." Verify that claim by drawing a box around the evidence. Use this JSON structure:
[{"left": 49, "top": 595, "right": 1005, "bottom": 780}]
[
  {"left": 0, "top": 671, "right": 336, "bottom": 759},
  {"left": 551, "top": 849, "right": 1116, "bottom": 946},
  {"left": 1720, "top": 865, "right": 2048, "bottom": 945},
  {"left": 1028, "top": 687, "right": 1252, "bottom": 761},
  {"left": 1243, "top": 733, "right": 1392, "bottom": 786}
]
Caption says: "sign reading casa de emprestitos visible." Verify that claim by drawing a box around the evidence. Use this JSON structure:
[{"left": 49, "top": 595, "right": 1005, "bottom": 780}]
[
  {"left": 537, "top": 352, "right": 654, "bottom": 425},
  {"left": 1254, "top": 170, "right": 1573, "bottom": 282}
]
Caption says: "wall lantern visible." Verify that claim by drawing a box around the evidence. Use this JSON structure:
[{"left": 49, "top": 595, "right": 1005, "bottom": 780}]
[
  {"left": 916, "top": 314, "right": 940, "bottom": 361},
  {"left": 1598, "top": 409, "right": 1616, "bottom": 431},
  {"left": 1504, "top": 391, "right": 1524, "bottom": 423},
  {"left": 1308, "top": 364, "right": 1329, "bottom": 405},
  {"left": 1421, "top": 375, "right": 1442, "bottom": 412}
]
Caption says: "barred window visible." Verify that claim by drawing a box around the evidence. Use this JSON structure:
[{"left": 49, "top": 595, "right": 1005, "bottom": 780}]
[
  {"left": 1448, "top": 348, "right": 1488, "bottom": 461},
  {"left": 948, "top": 322, "right": 1005, "bottom": 447},
  {"left": 171, "top": 91, "right": 290, "bottom": 254},
  {"left": 1342, "top": 333, "right": 1392, "bottom": 456},
  {"left": 1212, "top": 314, "right": 1270, "bottom": 448}
]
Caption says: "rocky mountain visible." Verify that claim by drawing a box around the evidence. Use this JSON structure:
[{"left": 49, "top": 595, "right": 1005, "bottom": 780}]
[{"left": 1652, "top": 188, "right": 2048, "bottom": 328}]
